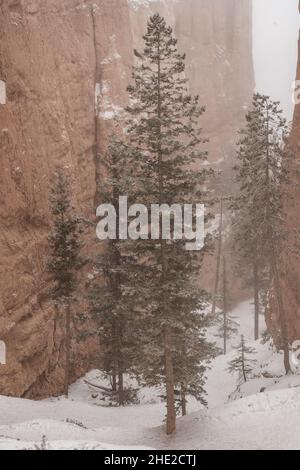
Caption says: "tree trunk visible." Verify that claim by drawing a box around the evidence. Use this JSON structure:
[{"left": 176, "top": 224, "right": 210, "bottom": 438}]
[
  {"left": 181, "top": 384, "right": 187, "bottom": 417},
  {"left": 223, "top": 256, "right": 228, "bottom": 355},
  {"left": 165, "top": 329, "right": 176, "bottom": 435},
  {"left": 111, "top": 157, "right": 125, "bottom": 399},
  {"left": 211, "top": 198, "right": 223, "bottom": 317},
  {"left": 116, "top": 317, "right": 124, "bottom": 406},
  {"left": 64, "top": 303, "right": 71, "bottom": 398},
  {"left": 111, "top": 372, "right": 117, "bottom": 392},
  {"left": 253, "top": 260, "right": 259, "bottom": 341},
  {"left": 271, "top": 240, "right": 291, "bottom": 375},
  {"left": 112, "top": 319, "right": 118, "bottom": 392},
  {"left": 156, "top": 38, "right": 176, "bottom": 435},
  {"left": 118, "top": 366, "right": 124, "bottom": 406}
]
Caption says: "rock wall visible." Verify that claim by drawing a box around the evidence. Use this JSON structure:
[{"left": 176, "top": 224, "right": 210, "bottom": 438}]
[
  {"left": 268, "top": 3, "right": 300, "bottom": 344},
  {"left": 0, "top": 0, "right": 254, "bottom": 397}
]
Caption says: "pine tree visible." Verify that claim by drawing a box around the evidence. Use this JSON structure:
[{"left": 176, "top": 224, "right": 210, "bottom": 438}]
[
  {"left": 231, "top": 215, "right": 269, "bottom": 341},
  {"left": 174, "top": 313, "right": 216, "bottom": 416},
  {"left": 228, "top": 335, "right": 257, "bottom": 383},
  {"left": 215, "top": 257, "right": 238, "bottom": 354},
  {"left": 89, "top": 136, "right": 140, "bottom": 405},
  {"left": 232, "top": 93, "right": 292, "bottom": 371},
  {"left": 122, "top": 13, "right": 214, "bottom": 434},
  {"left": 47, "top": 169, "right": 83, "bottom": 397}
]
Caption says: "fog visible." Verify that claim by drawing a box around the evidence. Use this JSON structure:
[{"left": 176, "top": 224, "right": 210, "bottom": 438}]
[{"left": 253, "top": 0, "right": 300, "bottom": 121}]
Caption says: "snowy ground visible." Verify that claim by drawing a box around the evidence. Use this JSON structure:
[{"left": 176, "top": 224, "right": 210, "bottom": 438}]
[{"left": 0, "top": 299, "right": 300, "bottom": 450}]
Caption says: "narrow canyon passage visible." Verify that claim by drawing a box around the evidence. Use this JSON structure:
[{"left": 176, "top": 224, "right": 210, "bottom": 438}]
[{"left": 0, "top": 0, "right": 300, "bottom": 453}]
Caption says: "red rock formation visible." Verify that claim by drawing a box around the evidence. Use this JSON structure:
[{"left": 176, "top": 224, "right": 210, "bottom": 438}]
[
  {"left": 268, "top": 4, "right": 300, "bottom": 344},
  {"left": 0, "top": 0, "right": 254, "bottom": 397}
]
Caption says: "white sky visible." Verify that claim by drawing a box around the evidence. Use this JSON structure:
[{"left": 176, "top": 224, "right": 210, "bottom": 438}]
[{"left": 253, "top": 0, "right": 300, "bottom": 121}]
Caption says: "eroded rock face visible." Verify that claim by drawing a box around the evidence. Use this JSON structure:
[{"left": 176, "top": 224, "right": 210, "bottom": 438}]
[
  {"left": 268, "top": 4, "right": 300, "bottom": 344},
  {"left": 0, "top": 0, "right": 101, "bottom": 398},
  {"left": 0, "top": 0, "right": 254, "bottom": 397}
]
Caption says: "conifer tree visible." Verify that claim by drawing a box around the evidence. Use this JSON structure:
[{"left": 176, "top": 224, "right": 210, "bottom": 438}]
[
  {"left": 89, "top": 136, "right": 140, "bottom": 405},
  {"left": 232, "top": 94, "right": 292, "bottom": 371},
  {"left": 47, "top": 169, "right": 83, "bottom": 397},
  {"left": 174, "top": 316, "right": 215, "bottom": 417},
  {"left": 215, "top": 257, "right": 238, "bottom": 354},
  {"left": 123, "top": 13, "right": 214, "bottom": 434},
  {"left": 228, "top": 335, "right": 257, "bottom": 383}
]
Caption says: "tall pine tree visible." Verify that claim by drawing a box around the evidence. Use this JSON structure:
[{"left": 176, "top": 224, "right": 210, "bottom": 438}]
[
  {"left": 215, "top": 257, "right": 238, "bottom": 354},
  {"left": 47, "top": 169, "right": 83, "bottom": 397},
  {"left": 232, "top": 93, "right": 292, "bottom": 372},
  {"left": 89, "top": 136, "right": 140, "bottom": 405},
  {"left": 123, "top": 13, "right": 214, "bottom": 434}
]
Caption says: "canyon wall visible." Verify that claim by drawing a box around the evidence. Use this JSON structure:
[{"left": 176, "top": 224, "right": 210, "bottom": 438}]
[
  {"left": 268, "top": 3, "right": 300, "bottom": 344},
  {"left": 0, "top": 0, "right": 254, "bottom": 397}
]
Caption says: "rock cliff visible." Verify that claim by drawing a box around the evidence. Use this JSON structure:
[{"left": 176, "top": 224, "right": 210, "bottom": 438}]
[
  {"left": 267, "top": 3, "right": 300, "bottom": 344},
  {"left": 0, "top": 0, "right": 254, "bottom": 397}
]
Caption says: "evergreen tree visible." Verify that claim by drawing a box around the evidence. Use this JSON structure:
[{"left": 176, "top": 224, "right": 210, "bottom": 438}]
[
  {"left": 215, "top": 257, "right": 238, "bottom": 354},
  {"left": 166, "top": 291, "right": 216, "bottom": 417},
  {"left": 122, "top": 13, "right": 214, "bottom": 434},
  {"left": 228, "top": 335, "right": 257, "bottom": 383},
  {"left": 231, "top": 187, "right": 267, "bottom": 342},
  {"left": 176, "top": 324, "right": 215, "bottom": 416},
  {"left": 47, "top": 169, "right": 83, "bottom": 397},
  {"left": 89, "top": 136, "right": 140, "bottom": 405},
  {"left": 232, "top": 94, "right": 292, "bottom": 371}
]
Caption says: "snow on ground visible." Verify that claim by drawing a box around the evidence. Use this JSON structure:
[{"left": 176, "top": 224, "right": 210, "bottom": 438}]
[
  {"left": 152, "top": 387, "right": 300, "bottom": 450},
  {"left": 205, "top": 299, "right": 268, "bottom": 407},
  {"left": 0, "top": 299, "right": 300, "bottom": 449}
]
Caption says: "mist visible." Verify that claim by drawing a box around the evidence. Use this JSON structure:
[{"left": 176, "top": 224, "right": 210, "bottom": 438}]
[{"left": 253, "top": 0, "right": 300, "bottom": 121}]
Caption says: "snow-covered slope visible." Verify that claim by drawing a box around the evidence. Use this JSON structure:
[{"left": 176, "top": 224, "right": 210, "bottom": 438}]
[
  {"left": 154, "top": 387, "right": 300, "bottom": 450},
  {"left": 1, "top": 377, "right": 300, "bottom": 450},
  {"left": 0, "top": 299, "right": 299, "bottom": 450}
]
